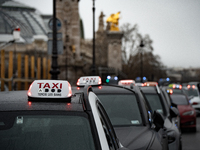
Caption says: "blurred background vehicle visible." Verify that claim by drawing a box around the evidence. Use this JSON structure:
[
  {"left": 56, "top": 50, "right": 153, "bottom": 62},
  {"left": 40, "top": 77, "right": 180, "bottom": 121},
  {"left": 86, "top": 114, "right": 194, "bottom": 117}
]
[
  {"left": 118, "top": 79, "right": 135, "bottom": 89},
  {"left": 160, "top": 86, "right": 181, "bottom": 130},
  {"left": 188, "top": 82, "right": 200, "bottom": 87},
  {"left": 105, "top": 75, "right": 119, "bottom": 85},
  {"left": 93, "top": 85, "right": 168, "bottom": 150},
  {"left": 135, "top": 82, "right": 144, "bottom": 87},
  {"left": 140, "top": 84, "right": 182, "bottom": 150},
  {"left": 76, "top": 76, "right": 168, "bottom": 150},
  {"left": 158, "top": 78, "right": 171, "bottom": 86},
  {"left": 170, "top": 93, "right": 196, "bottom": 132},
  {"left": 143, "top": 82, "right": 158, "bottom": 86},
  {"left": 184, "top": 84, "right": 200, "bottom": 115},
  {"left": 168, "top": 84, "right": 187, "bottom": 95}
]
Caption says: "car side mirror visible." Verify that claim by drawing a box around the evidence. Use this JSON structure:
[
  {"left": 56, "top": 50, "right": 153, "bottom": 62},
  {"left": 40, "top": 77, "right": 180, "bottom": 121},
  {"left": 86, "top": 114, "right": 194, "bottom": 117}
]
[
  {"left": 153, "top": 110, "right": 165, "bottom": 132},
  {"left": 170, "top": 107, "right": 179, "bottom": 118},
  {"left": 171, "top": 101, "right": 177, "bottom": 108}
]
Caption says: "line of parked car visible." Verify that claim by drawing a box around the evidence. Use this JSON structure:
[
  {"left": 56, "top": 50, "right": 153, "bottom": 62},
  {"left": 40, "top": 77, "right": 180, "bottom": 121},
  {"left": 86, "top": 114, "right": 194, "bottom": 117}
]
[
  {"left": 72, "top": 76, "right": 200, "bottom": 150},
  {"left": 1, "top": 76, "right": 198, "bottom": 150}
]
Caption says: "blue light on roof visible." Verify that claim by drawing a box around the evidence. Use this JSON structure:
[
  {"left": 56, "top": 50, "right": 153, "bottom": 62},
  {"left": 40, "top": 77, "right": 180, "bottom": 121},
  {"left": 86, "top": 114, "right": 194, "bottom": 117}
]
[
  {"left": 136, "top": 77, "right": 140, "bottom": 80},
  {"left": 114, "top": 76, "right": 118, "bottom": 80},
  {"left": 166, "top": 78, "right": 170, "bottom": 81},
  {"left": 107, "top": 75, "right": 111, "bottom": 79},
  {"left": 143, "top": 77, "right": 146, "bottom": 80}
]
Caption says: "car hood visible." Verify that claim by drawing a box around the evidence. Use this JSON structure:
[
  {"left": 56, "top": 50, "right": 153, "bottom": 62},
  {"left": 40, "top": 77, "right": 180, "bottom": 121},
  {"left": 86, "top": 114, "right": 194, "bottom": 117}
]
[
  {"left": 190, "top": 96, "right": 200, "bottom": 103},
  {"left": 178, "top": 105, "right": 194, "bottom": 115},
  {"left": 114, "top": 126, "right": 158, "bottom": 150}
]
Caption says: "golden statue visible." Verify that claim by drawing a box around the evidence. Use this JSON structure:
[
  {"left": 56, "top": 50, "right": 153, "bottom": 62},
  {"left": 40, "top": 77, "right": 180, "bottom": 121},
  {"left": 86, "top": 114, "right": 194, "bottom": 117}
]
[{"left": 106, "top": 11, "right": 120, "bottom": 31}]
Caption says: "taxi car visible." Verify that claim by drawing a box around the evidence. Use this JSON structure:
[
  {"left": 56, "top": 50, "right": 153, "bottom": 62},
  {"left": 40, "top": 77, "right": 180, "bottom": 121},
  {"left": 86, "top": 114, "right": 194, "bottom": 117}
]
[
  {"left": 140, "top": 84, "right": 182, "bottom": 150},
  {"left": 184, "top": 84, "right": 200, "bottom": 114},
  {"left": 135, "top": 82, "right": 144, "bottom": 87},
  {"left": 76, "top": 76, "right": 169, "bottom": 150},
  {"left": 160, "top": 86, "right": 181, "bottom": 130},
  {"left": 168, "top": 84, "right": 186, "bottom": 95},
  {"left": 170, "top": 93, "right": 196, "bottom": 132},
  {"left": 0, "top": 80, "right": 128, "bottom": 150},
  {"left": 118, "top": 79, "right": 135, "bottom": 89},
  {"left": 143, "top": 81, "right": 158, "bottom": 87}
]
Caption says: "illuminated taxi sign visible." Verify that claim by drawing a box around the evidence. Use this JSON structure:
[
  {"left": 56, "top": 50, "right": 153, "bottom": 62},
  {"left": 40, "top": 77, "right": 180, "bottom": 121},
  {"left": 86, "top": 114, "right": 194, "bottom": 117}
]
[
  {"left": 169, "top": 84, "right": 182, "bottom": 89},
  {"left": 118, "top": 80, "right": 135, "bottom": 86},
  {"left": 27, "top": 80, "right": 72, "bottom": 99},
  {"left": 77, "top": 76, "right": 102, "bottom": 86},
  {"left": 187, "top": 84, "right": 196, "bottom": 89},
  {"left": 143, "top": 82, "right": 158, "bottom": 86}
]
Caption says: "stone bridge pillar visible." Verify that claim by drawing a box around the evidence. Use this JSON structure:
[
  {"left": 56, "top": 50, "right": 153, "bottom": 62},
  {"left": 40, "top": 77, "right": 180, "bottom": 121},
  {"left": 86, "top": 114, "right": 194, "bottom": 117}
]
[{"left": 107, "top": 31, "right": 123, "bottom": 71}]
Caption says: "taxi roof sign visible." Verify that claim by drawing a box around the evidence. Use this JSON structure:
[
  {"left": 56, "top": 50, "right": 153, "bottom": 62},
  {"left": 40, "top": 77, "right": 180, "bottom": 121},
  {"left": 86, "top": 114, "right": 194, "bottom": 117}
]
[
  {"left": 77, "top": 76, "right": 102, "bottom": 86},
  {"left": 143, "top": 82, "right": 158, "bottom": 86},
  {"left": 118, "top": 80, "right": 135, "bottom": 86},
  {"left": 27, "top": 80, "right": 72, "bottom": 100}
]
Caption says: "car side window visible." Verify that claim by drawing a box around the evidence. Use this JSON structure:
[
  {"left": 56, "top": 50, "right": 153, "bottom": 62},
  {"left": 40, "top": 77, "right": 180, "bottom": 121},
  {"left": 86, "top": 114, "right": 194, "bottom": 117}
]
[
  {"left": 96, "top": 101, "right": 119, "bottom": 150},
  {"left": 161, "top": 90, "right": 170, "bottom": 107},
  {"left": 139, "top": 93, "right": 153, "bottom": 124}
]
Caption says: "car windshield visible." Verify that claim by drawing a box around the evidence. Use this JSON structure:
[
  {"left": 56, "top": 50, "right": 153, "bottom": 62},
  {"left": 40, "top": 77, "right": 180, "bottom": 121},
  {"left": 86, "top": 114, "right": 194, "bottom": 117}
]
[
  {"left": 143, "top": 94, "right": 164, "bottom": 115},
  {"left": 0, "top": 112, "right": 95, "bottom": 150},
  {"left": 170, "top": 94, "right": 189, "bottom": 105},
  {"left": 186, "top": 89, "right": 199, "bottom": 97},
  {"left": 97, "top": 94, "right": 142, "bottom": 126}
]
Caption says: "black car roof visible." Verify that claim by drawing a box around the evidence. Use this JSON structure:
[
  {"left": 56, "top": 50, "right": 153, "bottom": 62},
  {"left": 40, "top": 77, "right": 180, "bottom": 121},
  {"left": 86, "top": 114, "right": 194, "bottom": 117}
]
[
  {"left": 92, "top": 85, "right": 135, "bottom": 94},
  {"left": 0, "top": 91, "right": 84, "bottom": 111}
]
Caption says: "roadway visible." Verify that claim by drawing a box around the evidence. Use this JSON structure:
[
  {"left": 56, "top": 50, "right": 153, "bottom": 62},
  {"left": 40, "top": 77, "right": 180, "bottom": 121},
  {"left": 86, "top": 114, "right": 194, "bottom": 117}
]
[{"left": 182, "top": 116, "right": 200, "bottom": 150}]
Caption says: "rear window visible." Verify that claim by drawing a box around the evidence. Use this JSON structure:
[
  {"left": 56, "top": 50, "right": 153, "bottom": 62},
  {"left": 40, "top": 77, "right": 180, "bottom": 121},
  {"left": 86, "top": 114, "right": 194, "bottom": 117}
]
[
  {"left": 0, "top": 112, "right": 95, "bottom": 150},
  {"left": 170, "top": 94, "right": 189, "bottom": 105},
  {"left": 97, "top": 94, "right": 142, "bottom": 126}
]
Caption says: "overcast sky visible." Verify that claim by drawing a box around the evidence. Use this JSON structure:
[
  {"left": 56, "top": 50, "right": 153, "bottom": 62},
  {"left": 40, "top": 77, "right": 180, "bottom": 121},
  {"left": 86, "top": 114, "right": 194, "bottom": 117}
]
[{"left": 15, "top": 0, "right": 200, "bottom": 68}]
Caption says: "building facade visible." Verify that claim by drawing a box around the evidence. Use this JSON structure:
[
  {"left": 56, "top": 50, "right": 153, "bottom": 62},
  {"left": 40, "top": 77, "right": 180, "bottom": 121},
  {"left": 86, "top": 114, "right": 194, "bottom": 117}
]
[{"left": 0, "top": 0, "right": 124, "bottom": 85}]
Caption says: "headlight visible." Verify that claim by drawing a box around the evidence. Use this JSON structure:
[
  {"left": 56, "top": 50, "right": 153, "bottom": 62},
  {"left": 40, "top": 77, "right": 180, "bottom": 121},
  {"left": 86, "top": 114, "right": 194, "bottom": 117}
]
[
  {"left": 182, "top": 111, "right": 194, "bottom": 116},
  {"left": 167, "top": 131, "right": 175, "bottom": 144}
]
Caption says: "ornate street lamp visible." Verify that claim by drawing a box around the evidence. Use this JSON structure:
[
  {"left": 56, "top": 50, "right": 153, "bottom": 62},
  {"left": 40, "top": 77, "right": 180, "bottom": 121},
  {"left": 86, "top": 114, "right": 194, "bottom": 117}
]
[
  {"left": 140, "top": 39, "right": 144, "bottom": 83},
  {"left": 92, "top": 0, "right": 96, "bottom": 75},
  {"left": 50, "top": 0, "right": 60, "bottom": 79}
]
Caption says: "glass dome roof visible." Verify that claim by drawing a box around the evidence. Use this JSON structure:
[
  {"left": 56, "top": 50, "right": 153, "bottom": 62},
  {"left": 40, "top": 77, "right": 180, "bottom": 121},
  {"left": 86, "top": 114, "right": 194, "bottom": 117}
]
[{"left": 0, "top": 0, "right": 48, "bottom": 43}]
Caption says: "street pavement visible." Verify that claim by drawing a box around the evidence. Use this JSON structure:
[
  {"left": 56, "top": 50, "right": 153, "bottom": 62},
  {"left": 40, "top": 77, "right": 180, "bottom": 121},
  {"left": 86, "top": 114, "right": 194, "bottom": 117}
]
[{"left": 182, "top": 116, "right": 200, "bottom": 150}]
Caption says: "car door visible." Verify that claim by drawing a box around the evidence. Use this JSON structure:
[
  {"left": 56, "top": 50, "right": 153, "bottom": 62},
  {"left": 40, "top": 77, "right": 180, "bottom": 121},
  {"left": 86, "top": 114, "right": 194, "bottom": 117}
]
[{"left": 88, "top": 91, "right": 128, "bottom": 150}]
